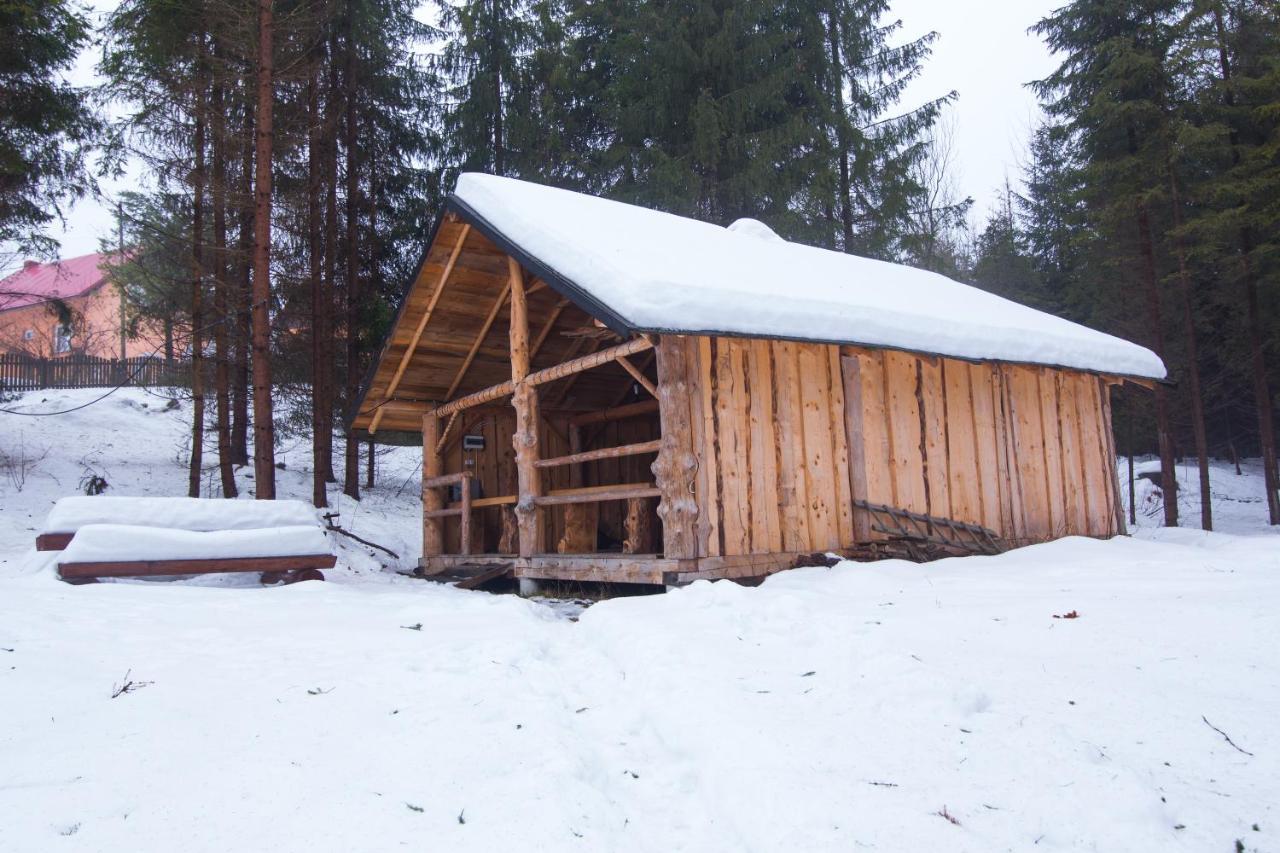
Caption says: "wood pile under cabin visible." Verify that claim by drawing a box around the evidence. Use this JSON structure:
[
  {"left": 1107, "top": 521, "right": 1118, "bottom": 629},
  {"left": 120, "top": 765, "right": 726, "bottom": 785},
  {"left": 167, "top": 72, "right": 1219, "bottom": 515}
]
[{"left": 350, "top": 174, "right": 1166, "bottom": 587}]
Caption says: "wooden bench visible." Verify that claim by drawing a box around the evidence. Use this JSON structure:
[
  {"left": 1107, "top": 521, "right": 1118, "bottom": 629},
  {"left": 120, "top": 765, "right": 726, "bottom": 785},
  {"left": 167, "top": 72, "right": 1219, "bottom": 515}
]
[{"left": 44, "top": 503, "right": 336, "bottom": 585}]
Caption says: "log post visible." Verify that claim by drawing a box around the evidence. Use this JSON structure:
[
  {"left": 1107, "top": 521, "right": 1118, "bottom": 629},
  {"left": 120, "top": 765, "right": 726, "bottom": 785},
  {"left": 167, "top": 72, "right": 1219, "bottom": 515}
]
[
  {"left": 422, "top": 412, "right": 443, "bottom": 557},
  {"left": 558, "top": 423, "right": 596, "bottom": 553},
  {"left": 508, "top": 257, "right": 544, "bottom": 557},
  {"left": 623, "top": 497, "right": 653, "bottom": 554},
  {"left": 459, "top": 470, "right": 473, "bottom": 556},
  {"left": 653, "top": 335, "right": 699, "bottom": 558}
]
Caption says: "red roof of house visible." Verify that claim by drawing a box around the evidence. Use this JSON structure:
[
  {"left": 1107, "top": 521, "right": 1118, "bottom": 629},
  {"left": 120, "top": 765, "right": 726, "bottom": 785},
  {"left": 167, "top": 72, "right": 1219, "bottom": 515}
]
[{"left": 0, "top": 252, "right": 121, "bottom": 312}]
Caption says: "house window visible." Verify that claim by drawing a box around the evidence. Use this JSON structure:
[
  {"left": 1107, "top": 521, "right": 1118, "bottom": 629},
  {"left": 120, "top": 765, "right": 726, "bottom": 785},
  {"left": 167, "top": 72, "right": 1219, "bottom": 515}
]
[{"left": 54, "top": 322, "right": 73, "bottom": 354}]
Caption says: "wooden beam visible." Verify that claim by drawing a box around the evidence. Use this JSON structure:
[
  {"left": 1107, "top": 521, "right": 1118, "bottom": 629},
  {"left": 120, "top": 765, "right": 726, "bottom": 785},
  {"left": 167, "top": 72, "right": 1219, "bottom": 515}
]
[
  {"left": 370, "top": 223, "right": 470, "bottom": 434},
  {"left": 616, "top": 355, "right": 658, "bottom": 397},
  {"left": 530, "top": 298, "right": 570, "bottom": 362},
  {"left": 568, "top": 399, "right": 660, "bottom": 426},
  {"left": 422, "top": 413, "right": 443, "bottom": 557},
  {"left": 533, "top": 483, "right": 660, "bottom": 507},
  {"left": 527, "top": 335, "right": 653, "bottom": 387},
  {"left": 444, "top": 281, "right": 510, "bottom": 401},
  {"left": 58, "top": 554, "right": 336, "bottom": 580},
  {"left": 508, "top": 257, "right": 544, "bottom": 556},
  {"left": 535, "top": 439, "right": 662, "bottom": 469},
  {"left": 432, "top": 380, "right": 514, "bottom": 418}
]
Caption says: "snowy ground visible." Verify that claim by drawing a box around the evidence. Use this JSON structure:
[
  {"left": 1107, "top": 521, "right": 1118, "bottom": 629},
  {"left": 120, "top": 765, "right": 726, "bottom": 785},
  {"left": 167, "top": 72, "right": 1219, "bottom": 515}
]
[{"left": 1, "top": 388, "right": 1277, "bottom": 852}]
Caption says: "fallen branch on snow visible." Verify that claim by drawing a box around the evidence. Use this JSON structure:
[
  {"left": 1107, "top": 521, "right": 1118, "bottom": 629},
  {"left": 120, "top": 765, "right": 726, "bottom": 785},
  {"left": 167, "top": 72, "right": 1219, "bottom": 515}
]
[
  {"left": 323, "top": 514, "right": 400, "bottom": 559},
  {"left": 111, "top": 669, "right": 152, "bottom": 698},
  {"left": 1202, "top": 715, "right": 1254, "bottom": 756}
]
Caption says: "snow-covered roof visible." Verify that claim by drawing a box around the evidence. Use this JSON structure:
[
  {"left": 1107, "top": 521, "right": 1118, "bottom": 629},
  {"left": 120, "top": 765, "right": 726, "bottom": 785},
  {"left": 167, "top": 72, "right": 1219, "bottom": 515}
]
[{"left": 451, "top": 174, "right": 1166, "bottom": 380}]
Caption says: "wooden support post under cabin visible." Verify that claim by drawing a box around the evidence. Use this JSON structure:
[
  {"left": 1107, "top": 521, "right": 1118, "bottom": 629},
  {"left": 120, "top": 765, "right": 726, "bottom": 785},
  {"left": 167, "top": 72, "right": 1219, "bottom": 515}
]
[
  {"left": 557, "top": 423, "right": 596, "bottom": 553},
  {"left": 623, "top": 497, "right": 654, "bottom": 554},
  {"left": 422, "top": 413, "right": 443, "bottom": 556},
  {"left": 507, "top": 257, "right": 545, "bottom": 557},
  {"left": 653, "top": 335, "right": 699, "bottom": 559},
  {"left": 459, "top": 470, "right": 473, "bottom": 556}
]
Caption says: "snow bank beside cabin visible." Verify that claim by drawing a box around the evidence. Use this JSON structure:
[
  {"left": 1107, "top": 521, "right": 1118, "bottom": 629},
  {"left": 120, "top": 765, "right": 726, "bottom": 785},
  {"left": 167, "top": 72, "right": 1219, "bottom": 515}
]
[
  {"left": 453, "top": 173, "right": 1167, "bottom": 380},
  {"left": 58, "top": 524, "right": 331, "bottom": 564},
  {"left": 43, "top": 496, "right": 320, "bottom": 534}
]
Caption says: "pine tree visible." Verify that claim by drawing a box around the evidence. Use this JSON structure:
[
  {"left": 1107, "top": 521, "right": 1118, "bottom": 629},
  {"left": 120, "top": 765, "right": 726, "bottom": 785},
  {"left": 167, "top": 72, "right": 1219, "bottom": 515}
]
[{"left": 0, "top": 0, "right": 99, "bottom": 261}]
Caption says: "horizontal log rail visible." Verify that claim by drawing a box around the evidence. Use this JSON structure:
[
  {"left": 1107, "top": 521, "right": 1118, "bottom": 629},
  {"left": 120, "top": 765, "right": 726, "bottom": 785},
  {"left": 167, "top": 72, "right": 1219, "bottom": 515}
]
[
  {"left": 534, "top": 439, "right": 662, "bottom": 469},
  {"left": 525, "top": 335, "right": 653, "bottom": 387},
  {"left": 429, "top": 336, "right": 654, "bottom": 419},
  {"left": 533, "top": 483, "right": 660, "bottom": 508},
  {"left": 423, "top": 506, "right": 464, "bottom": 519},
  {"left": 567, "top": 399, "right": 659, "bottom": 426},
  {"left": 421, "top": 471, "right": 473, "bottom": 489}
]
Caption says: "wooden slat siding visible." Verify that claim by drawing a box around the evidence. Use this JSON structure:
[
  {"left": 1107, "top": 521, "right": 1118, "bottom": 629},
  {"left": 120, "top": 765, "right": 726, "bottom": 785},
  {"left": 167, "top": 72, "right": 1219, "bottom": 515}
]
[
  {"left": 1038, "top": 368, "right": 1068, "bottom": 538},
  {"left": 748, "top": 339, "right": 783, "bottom": 552},
  {"left": 967, "top": 363, "right": 1005, "bottom": 534},
  {"left": 1097, "top": 377, "right": 1126, "bottom": 536},
  {"left": 826, "top": 346, "right": 856, "bottom": 546},
  {"left": 1055, "top": 372, "right": 1089, "bottom": 535},
  {"left": 839, "top": 354, "right": 872, "bottom": 541},
  {"left": 942, "top": 359, "right": 982, "bottom": 527},
  {"left": 856, "top": 349, "right": 895, "bottom": 516},
  {"left": 694, "top": 336, "right": 722, "bottom": 557},
  {"left": 1007, "top": 365, "right": 1050, "bottom": 539},
  {"left": 771, "top": 340, "right": 812, "bottom": 551},
  {"left": 997, "top": 365, "right": 1030, "bottom": 542},
  {"left": 882, "top": 350, "right": 929, "bottom": 516},
  {"left": 919, "top": 357, "right": 951, "bottom": 522},
  {"left": 796, "top": 343, "right": 839, "bottom": 548},
  {"left": 1070, "top": 373, "right": 1104, "bottom": 537},
  {"left": 712, "top": 338, "right": 750, "bottom": 555}
]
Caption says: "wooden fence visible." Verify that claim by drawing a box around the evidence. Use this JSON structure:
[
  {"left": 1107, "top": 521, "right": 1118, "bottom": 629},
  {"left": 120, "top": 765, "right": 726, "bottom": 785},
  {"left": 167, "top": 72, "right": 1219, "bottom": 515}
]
[{"left": 0, "top": 353, "right": 187, "bottom": 393}]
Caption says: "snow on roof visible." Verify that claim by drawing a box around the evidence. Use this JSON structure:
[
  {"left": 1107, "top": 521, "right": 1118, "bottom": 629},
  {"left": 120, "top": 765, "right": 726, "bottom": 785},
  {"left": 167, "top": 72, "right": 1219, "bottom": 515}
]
[
  {"left": 452, "top": 174, "right": 1166, "bottom": 380},
  {"left": 0, "top": 252, "right": 117, "bottom": 312}
]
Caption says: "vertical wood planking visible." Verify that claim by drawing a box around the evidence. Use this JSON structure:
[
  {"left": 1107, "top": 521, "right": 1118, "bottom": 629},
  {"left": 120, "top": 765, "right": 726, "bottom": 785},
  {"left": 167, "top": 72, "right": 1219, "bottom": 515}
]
[
  {"left": 840, "top": 353, "right": 872, "bottom": 542},
  {"left": 693, "top": 336, "right": 721, "bottom": 556},
  {"left": 856, "top": 349, "right": 895, "bottom": 513},
  {"left": 771, "top": 340, "right": 812, "bottom": 551},
  {"left": 919, "top": 358, "right": 951, "bottom": 520},
  {"left": 1038, "top": 368, "right": 1068, "bottom": 538},
  {"left": 1074, "top": 373, "right": 1111, "bottom": 536},
  {"left": 827, "top": 346, "right": 856, "bottom": 546},
  {"left": 942, "top": 360, "right": 982, "bottom": 526},
  {"left": 714, "top": 338, "right": 751, "bottom": 554},
  {"left": 968, "top": 363, "right": 1005, "bottom": 534},
  {"left": 996, "top": 365, "right": 1029, "bottom": 542},
  {"left": 748, "top": 339, "right": 783, "bottom": 552},
  {"left": 796, "top": 343, "right": 838, "bottom": 549},
  {"left": 883, "top": 351, "right": 928, "bottom": 515},
  {"left": 1007, "top": 365, "right": 1050, "bottom": 540},
  {"left": 654, "top": 335, "right": 700, "bottom": 559},
  {"left": 1055, "top": 373, "right": 1088, "bottom": 535},
  {"left": 1097, "top": 378, "right": 1126, "bottom": 536}
]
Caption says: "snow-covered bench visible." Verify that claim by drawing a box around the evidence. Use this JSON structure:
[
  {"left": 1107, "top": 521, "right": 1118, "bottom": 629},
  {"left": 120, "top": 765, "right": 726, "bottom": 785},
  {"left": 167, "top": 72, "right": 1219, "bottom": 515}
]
[
  {"left": 40, "top": 497, "right": 336, "bottom": 584},
  {"left": 38, "top": 496, "right": 321, "bottom": 550},
  {"left": 56, "top": 524, "right": 336, "bottom": 584}
]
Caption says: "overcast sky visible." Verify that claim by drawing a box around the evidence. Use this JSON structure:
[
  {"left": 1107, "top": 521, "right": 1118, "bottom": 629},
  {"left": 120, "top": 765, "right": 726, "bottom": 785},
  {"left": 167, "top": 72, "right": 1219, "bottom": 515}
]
[{"left": 39, "top": 0, "right": 1063, "bottom": 263}]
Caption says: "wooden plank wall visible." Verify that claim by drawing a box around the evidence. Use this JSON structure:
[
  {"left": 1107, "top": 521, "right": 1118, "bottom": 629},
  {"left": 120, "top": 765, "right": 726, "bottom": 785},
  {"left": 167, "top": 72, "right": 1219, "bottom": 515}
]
[
  {"left": 685, "top": 336, "right": 855, "bottom": 557},
  {"left": 841, "top": 346, "right": 1120, "bottom": 545}
]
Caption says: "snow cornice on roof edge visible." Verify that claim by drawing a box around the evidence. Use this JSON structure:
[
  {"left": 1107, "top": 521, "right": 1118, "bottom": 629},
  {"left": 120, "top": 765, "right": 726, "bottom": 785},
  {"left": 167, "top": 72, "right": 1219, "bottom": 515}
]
[{"left": 447, "top": 173, "right": 1168, "bottom": 382}]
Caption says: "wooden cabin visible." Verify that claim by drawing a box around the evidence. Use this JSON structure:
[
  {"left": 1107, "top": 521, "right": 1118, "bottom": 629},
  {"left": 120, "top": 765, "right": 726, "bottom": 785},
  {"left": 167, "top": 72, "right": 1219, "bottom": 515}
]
[{"left": 351, "top": 175, "right": 1166, "bottom": 586}]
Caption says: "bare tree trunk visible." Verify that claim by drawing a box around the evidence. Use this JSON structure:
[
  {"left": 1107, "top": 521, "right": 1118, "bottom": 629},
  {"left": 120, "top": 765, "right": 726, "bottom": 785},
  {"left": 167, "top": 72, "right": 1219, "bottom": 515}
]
[
  {"left": 827, "top": 13, "right": 854, "bottom": 251},
  {"left": 211, "top": 39, "right": 237, "bottom": 499},
  {"left": 322, "top": 33, "right": 339, "bottom": 484},
  {"left": 365, "top": 437, "right": 374, "bottom": 489},
  {"left": 250, "top": 0, "right": 277, "bottom": 499},
  {"left": 188, "top": 46, "right": 207, "bottom": 499},
  {"left": 231, "top": 101, "right": 253, "bottom": 466},
  {"left": 342, "top": 17, "right": 361, "bottom": 501},
  {"left": 307, "top": 51, "right": 327, "bottom": 508},
  {"left": 1210, "top": 3, "right": 1279, "bottom": 523},
  {"left": 1136, "top": 202, "right": 1178, "bottom": 527},
  {"left": 1167, "top": 169, "right": 1211, "bottom": 529}
]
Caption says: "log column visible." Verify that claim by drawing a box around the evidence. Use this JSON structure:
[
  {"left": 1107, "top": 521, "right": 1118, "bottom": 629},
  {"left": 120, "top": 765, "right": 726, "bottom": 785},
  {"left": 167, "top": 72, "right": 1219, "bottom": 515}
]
[
  {"left": 422, "top": 412, "right": 443, "bottom": 558},
  {"left": 558, "top": 423, "right": 596, "bottom": 553},
  {"left": 508, "top": 257, "right": 545, "bottom": 557},
  {"left": 653, "top": 335, "right": 699, "bottom": 558}
]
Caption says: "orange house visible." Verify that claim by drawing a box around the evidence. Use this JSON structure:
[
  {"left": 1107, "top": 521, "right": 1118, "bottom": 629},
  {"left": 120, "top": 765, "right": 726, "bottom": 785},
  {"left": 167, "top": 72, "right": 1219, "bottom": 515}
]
[{"left": 0, "top": 253, "right": 157, "bottom": 359}]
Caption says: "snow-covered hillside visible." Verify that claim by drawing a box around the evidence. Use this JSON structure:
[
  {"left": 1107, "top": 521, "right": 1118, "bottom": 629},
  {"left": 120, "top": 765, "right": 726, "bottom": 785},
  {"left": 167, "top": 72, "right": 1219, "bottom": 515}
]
[{"left": 1, "top": 388, "right": 1277, "bottom": 852}]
